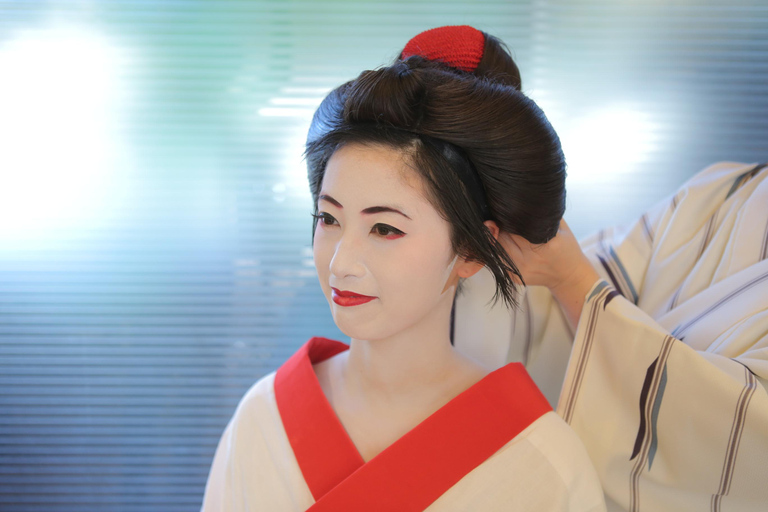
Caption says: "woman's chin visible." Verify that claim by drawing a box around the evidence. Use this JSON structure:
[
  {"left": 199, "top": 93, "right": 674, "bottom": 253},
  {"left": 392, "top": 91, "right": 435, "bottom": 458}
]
[
  {"left": 333, "top": 321, "right": 372, "bottom": 341},
  {"left": 332, "top": 314, "right": 388, "bottom": 342}
]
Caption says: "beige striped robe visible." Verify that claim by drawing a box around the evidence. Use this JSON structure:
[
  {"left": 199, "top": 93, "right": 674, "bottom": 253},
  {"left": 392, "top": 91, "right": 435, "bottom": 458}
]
[{"left": 454, "top": 161, "right": 768, "bottom": 512}]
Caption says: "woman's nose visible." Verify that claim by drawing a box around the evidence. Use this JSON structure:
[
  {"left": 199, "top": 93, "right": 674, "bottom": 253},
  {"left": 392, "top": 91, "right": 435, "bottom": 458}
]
[{"left": 329, "top": 234, "right": 366, "bottom": 279}]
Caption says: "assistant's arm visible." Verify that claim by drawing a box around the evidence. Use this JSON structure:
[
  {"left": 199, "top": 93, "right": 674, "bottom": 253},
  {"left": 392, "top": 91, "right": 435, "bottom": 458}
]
[{"left": 503, "top": 162, "right": 768, "bottom": 511}]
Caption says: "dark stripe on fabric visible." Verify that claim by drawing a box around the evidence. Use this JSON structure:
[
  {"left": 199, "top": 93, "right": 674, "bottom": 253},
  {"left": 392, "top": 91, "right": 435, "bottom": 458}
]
[
  {"left": 630, "top": 359, "right": 658, "bottom": 461},
  {"left": 561, "top": 285, "right": 612, "bottom": 424},
  {"left": 629, "top": 335, "right": 675, "bottom": 512},
  {"left": 674, "top": 270, "right": 768, "bottom": 338},
  {"left": 604, "top": 289, "right": 620, "bottom": 309},
  {"left": 597, "top": 241, "right": 638, "bottom": 304},
  {"left": 648, "top": 363, "right": 668, "bottom": 470},
  {"left": 598, "top": 253, "right": 626, "bottom": 300},
  {"left": 737, "top": 164, "right": 768, "bottom": 261},
  {"left": 725, "top": 163, "right": 767, "bottom": 200},
  {"left": 698, "top": 213, "right": 717, "bottom": 260},
  {"left": 724, "top": 176, "right": 743, "bottom": 201},
  {"left": 588, "top": 280, "right": 610, "bottom": 302},
  {"left": 671, "top": 193, "right": 679, "bottom": 209},
  {"left": 668, "top": 285, "right": 683, "bottom": 313},
  {"left": 711, "top": 367, "right": 758, "bottom": 512},
  {"left": 608, "top": 245, "right": 639, "bottom": 303},
  {"left": 724, "top": 170, "right": 748, "bottom": 200},
  {"left": 732, "top": 358, "right": 758, "bottom": 377},
  {"left": 641, "top": 213, "right": 654, "bottom": 244},
  {"left": 670, "top": 212, "right": 718, "bottom": 313}
]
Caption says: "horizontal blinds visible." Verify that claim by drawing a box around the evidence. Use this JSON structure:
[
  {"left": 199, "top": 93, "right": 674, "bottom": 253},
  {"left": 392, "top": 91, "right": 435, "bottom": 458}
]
[
  {"left": 527, "top": 0, "right": 768, "bottom": 234},
  {"left": 0, "top": 1, "right": 766, "bottom": 510}
]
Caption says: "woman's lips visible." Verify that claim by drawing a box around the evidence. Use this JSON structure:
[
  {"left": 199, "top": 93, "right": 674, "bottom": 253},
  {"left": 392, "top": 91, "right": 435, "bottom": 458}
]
[{"left": 331, "top": 288, "right": 376, "bottom": 307}]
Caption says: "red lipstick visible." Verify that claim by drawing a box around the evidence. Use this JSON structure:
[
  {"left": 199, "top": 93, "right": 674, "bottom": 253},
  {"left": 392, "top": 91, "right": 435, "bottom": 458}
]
[{"left": 332, "top": 288, "right": 376, "bottom": 307}]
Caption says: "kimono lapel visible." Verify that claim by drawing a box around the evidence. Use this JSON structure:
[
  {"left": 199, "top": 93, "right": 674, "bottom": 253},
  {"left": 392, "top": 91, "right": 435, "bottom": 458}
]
[
  {"left": 275, "top": 337, "right": 552, "bottom": 512},
  {"left": 274, "top": 337, "right": 364, "bottom": 501}
]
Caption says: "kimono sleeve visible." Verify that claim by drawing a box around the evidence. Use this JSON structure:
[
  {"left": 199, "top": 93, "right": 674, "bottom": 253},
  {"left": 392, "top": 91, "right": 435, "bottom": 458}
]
[
  {"left": 559, "top": 279, "right": 768, "bottom": 512},
  {"left": 557, "top": 162, "right": 768, "bottom": 510},
  {"left": 199, "top": 372, "right": 314, "bottom": 512},
  {"left": 455, "top": 161, "right": 768, "bottom": 511},
  {"left": 200, "top": 419, "right": 235, "bottom": 511}
]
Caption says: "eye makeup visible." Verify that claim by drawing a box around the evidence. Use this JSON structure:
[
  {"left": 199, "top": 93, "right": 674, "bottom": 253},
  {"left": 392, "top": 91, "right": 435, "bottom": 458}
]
[{"left": 311, "top": 213, "right": 407, "bottom": 239}]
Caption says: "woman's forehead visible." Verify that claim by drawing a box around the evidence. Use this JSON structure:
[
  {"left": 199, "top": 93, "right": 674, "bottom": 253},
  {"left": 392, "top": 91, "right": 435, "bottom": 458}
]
[{"left": 321, "top": 143, "right": 429, "bottom": 209}]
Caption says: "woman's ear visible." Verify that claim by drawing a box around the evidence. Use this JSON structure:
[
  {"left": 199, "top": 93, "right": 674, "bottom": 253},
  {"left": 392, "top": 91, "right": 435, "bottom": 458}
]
[
  {"left": 484, "top": 219, "right": 500, "bottom": 241},
  {"left": 456, "top": 259, "right": 484, "bottom": 279},
  {"left": 455, "top": 221, "right": 499, "bottom": 279}
]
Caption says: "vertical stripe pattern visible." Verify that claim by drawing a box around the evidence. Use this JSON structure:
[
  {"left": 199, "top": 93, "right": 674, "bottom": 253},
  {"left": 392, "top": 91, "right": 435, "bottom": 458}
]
[
  {"left": 641, "top": 213, "right": 654, "bottom": 244},
  {"left": 629, "top": 335, "right": 676, "bottom": 512},
  {"left": 697, "top": 213, "right": 718, "bottom": 260},
  {"left": 669, "top": 209, "right": 719, "bottom": 313},
  {"left": 561, "top": 284, "right": 613, "bottom": 424},
  {"left": 710, "top": 367, "right": 758, "bottom": 512},
  {"left": 598, "top": 243, "right": 639, "bottom": 304}
]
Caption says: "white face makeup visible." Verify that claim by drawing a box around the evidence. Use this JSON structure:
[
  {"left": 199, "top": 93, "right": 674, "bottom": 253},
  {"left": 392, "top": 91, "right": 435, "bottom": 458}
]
[{"left": 312, "top": 142, "right": 460, "bottom": 342}]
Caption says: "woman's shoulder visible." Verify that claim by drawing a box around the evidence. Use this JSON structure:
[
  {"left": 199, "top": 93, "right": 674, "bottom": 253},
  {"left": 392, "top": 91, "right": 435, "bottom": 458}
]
[
  {"left": 219, "top": 370, "right": 298, "bottom": 471},
  {"left": 225, "top": 371, "right": 280, "bottom": 432},
  {"left": 241, "top": 369, "right": 277, "bottom": 400},
  {"left": 228, "top": 336, "right": 342, "bottom": 425},
  {"left": 433, "top": 411, "right": 605, "bottom": 511},
  {"left": 520, "top": 411, "right": 596, "bottom": 469},
  {"left": 506, "top": 411, "right": 606, "bottom": 509}
]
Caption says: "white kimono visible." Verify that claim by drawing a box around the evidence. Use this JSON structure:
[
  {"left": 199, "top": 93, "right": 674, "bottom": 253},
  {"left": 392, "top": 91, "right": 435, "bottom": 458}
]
[
  {"left": 455, "top": 161, "right": 768, "bottom": 511},
  {"left": 202, "top": 337, "right": 605, "bottom": 511}
]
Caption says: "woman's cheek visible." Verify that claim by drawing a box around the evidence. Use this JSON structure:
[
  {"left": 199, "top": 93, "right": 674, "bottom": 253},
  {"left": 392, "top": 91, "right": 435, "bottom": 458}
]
[{"left": 312, "top": 236, "right": 332, "bottom": 285}]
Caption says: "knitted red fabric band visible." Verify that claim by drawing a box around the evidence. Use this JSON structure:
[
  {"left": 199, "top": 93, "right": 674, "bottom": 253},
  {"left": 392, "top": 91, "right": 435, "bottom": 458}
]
[{"left": 401, "top": 25, "right": 485, "bottom": 73}]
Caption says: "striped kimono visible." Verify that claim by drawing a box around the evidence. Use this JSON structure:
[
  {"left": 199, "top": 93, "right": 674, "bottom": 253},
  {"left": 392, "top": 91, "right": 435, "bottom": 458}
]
[{"left": 454, "top": 161, "right": 768, "bottom": 512}]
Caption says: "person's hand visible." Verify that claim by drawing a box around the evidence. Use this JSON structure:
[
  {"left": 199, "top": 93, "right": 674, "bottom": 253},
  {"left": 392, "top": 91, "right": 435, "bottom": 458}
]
[{"left": 498, "top": 219, "right": 600, "bottom": 329}]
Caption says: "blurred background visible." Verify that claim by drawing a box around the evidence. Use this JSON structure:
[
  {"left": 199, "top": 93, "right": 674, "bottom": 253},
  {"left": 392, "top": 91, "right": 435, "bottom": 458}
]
[{"left": 0, "top": 0, "right": 766, "bottom": 510}]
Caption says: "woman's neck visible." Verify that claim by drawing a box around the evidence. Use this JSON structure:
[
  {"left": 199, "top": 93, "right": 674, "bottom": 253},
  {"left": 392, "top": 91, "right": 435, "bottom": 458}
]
[
  {"left": 341, "top": 292, "right": 486, "bottom": 403},
  {"left": 313, "top": 290, "right": 489, "bottom": 462}
]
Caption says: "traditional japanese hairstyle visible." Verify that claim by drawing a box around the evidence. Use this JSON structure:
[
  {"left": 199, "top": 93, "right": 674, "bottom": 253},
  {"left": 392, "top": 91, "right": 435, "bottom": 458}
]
[{"left": 305, "top": 26, "right": 565, "bottom": 308}]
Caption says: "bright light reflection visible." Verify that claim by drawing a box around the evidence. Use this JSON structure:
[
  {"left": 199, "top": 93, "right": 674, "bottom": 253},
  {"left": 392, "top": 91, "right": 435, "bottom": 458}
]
[
  {"left": 558, "top": 105, "right": 658, "bottom": 183},
  {"left": 269, "top": 97, "right": 324, "bottom": 106},
  {"left": 258, "top": 107, "right": 317, "bottom": 118},
  {"left": 0, "top": 27, "right": 127, "bottom": 240},
  {"left": 271, "top": 127, "right": 315, "bottom": 202},
  {"left": 261, "top": 88, "right": 331, "bottom": 201}
]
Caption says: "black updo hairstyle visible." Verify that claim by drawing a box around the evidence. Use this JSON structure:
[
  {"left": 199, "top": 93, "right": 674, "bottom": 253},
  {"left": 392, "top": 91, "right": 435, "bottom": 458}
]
[{"left": 305, "top": 31, "right": 565, "bottom": 309}]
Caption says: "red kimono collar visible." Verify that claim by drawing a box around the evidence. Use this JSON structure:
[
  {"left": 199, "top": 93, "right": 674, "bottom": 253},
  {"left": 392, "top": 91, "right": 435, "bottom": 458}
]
[{"left": 274, "top": 337, "right": 551, "bottom": 511}]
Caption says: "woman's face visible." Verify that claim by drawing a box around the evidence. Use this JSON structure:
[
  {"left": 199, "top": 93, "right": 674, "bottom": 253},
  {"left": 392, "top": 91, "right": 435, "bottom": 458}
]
[{"left": 313, "top": 142, "right": 460, "bottom": 342}]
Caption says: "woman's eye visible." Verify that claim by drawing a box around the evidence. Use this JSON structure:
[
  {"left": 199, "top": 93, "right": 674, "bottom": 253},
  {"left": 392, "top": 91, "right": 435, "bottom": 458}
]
[
  {"left": 312, "top": 212, "right": 338, "bottom": 226},
  {"left": 372, "top": 224, "right": 405, "bottom": 238}
]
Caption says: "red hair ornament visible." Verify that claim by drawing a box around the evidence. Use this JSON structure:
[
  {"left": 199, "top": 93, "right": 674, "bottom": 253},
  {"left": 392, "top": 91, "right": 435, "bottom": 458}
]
[{"left": 401, "top": 25, "right": 486, "bottom": 73}]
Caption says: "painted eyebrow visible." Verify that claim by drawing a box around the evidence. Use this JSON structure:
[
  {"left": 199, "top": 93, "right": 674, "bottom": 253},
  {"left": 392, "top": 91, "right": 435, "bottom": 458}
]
[{"left": 318, "top": 194, "right": 412, "bottom": 220}]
